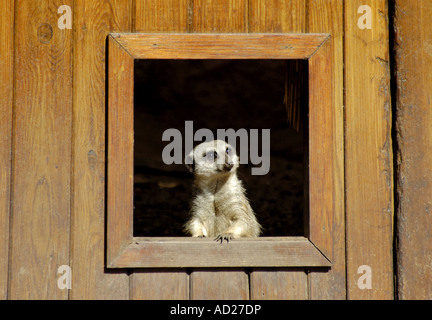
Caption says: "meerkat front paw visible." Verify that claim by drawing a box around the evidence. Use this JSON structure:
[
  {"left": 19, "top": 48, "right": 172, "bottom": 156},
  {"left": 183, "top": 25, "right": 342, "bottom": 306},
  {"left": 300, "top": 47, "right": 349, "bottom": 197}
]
[
  {"left": 215, "top": 233, "right": 234, "bottom": 243},
  {"left": 192, "top": 233, "right": 206, "bottom": 238}
]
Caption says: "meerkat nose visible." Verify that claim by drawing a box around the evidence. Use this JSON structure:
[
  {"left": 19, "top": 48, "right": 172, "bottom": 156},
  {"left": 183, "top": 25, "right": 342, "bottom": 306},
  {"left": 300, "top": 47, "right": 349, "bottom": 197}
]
[{"left": 225, "top": 161, "right": 234, "bottom": 170}]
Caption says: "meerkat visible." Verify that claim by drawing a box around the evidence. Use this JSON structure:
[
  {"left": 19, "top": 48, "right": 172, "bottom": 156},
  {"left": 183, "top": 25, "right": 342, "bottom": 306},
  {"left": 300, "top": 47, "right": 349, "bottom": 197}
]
[{"left": 184, "top": 139, "right": 261, "bottom": 242}]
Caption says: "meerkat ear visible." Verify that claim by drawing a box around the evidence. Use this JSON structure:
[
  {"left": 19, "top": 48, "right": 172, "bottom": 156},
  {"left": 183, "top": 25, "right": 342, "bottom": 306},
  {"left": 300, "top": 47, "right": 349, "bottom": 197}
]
[{"left": 185, "top": 150, "right": 194, "bottom": 173}]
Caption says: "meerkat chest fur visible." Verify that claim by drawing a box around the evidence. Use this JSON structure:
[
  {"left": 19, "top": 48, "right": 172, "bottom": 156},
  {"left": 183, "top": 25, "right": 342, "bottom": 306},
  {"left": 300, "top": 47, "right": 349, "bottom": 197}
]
[{"left": 195, "top": 173, "right": 243, "bottom": 218}]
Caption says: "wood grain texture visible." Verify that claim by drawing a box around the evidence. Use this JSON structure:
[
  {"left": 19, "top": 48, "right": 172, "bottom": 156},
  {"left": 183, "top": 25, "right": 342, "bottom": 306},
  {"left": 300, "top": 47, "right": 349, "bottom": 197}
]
[
  {"left": 248, "top": 0, "right": 306, "bottom": 33},
  {"left": 10, "top": 0, "right": 72, "bottom": 299},
  {"left": 250, "top": 268, "right": 308, "bottom": 300},
  {"left": 134, "top": 0, "right": 188, "bottom": 32},
  {"left": 107, "top": 35, "right": 135, "bottom": 267},
  {"left": 345, "top": 0, "right": 394, "bottom": 299},
  {"left": 70, "top": 0, "right": 131, "bottom": 300},
  {"left": 0, "top": 0, "right": 14, "bottom": 300},
  {"left": 191, "top": 269, "right": 249, "bottom": 300},
  {"left": 308, "top": 38, "right": 334, "bottom": 262},
  {"left": 131, "top": 0, "right": 190, "bottom": 300},
  {"left": 247, "top": 0, "right": 309, "bottom": 301},
  {"left": 130, "top": 270, "right": 189, "bottom": 299},
  {"left": 394, "top": 0, "right": 432, "bottom": 300},
  {"left": 192, "top": 0, "right": 247, "bottom": 32},
  {"left": 109, "top": 237, "right": 331, "bottom": 268},
  {"left": 111, "top": 33, "right": 329, "bottom": 59},
  {"left": 307, "top": 0, "right": 346, "bottom": 300}
]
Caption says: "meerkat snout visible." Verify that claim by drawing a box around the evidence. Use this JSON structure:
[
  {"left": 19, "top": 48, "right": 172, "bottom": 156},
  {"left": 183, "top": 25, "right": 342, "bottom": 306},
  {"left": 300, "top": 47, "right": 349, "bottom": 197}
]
[
  {"left": 184, "top": 139, "right": 261, "bottom": 243},
  {"left": 224, "top": 161, "right": 233, "bottom": 170},
  {"left": 185, "top": 140, "right": 239, "bottom": 177}
]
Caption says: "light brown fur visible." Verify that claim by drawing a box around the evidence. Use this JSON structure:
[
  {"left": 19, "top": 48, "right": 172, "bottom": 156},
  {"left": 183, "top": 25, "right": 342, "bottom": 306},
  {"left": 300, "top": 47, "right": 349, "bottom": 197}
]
[{"left": 184, "top": 140, "right": 261, "bottom": 242}]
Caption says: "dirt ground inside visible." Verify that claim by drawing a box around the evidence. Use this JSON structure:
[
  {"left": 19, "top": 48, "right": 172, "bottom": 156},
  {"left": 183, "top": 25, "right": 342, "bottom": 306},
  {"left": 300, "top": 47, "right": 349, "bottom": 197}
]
[{"left": 133, "top": 59, "right": 306, "bottom": 237}]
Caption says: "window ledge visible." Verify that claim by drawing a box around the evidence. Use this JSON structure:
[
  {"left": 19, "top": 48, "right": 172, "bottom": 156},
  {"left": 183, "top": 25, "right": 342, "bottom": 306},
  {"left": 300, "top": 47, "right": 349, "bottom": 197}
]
[{"left": 107, "top": 236, "right": 331, "bottom": 268}]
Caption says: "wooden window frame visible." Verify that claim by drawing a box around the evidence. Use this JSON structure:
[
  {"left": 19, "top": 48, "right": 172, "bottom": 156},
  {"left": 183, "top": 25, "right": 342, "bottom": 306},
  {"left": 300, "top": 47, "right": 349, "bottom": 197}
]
[{"left": 107, "top": 33, "right": 334, "bottom": 269}]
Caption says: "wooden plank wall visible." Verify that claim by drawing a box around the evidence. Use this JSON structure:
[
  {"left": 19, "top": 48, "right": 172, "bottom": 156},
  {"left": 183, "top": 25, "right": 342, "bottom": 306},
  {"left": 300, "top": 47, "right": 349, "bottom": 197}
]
[
  {"left": 394, "top": 0, "right": 432, "bottom": 300},
  {"left": 10, "top": 0, "right": 73, "bottom": 299},
  {"left": 0, "top": 0, "right": 401, "bottom": 299},
  {"left": 308, "top": 0, "right": 345, "bottom": 300},
  {"left": 344, "top": 0, "right": 394, "bottom": 299},
  {"left": 0, "top": 0, "right": 14, "bottom": 300},
  {"left": 70, "top": 0, "right": 132, "bottom": 299}
]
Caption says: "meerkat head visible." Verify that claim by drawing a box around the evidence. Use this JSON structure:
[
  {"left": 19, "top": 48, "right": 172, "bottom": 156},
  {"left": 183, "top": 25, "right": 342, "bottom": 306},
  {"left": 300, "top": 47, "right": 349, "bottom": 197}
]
[{"left": 185, "top": 140, "right": 239, "bottom": 178}]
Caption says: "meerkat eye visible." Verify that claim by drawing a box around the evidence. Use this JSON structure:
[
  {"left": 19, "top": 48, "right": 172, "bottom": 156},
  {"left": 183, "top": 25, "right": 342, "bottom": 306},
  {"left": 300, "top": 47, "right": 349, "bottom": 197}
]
[
  {"left": 226, "top": 147, "right": 231, "bottom": 154},
  {"left": 203, "top": 151, "right": 217, "bottom": 160}
]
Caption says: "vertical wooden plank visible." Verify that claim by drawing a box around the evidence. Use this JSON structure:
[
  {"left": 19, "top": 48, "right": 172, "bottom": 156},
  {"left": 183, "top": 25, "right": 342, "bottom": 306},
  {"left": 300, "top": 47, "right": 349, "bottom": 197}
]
[
  {"left": 191, "top": 270, "right": 249, "bottom": 300},
  {"left": 308, "top": 38, "right": 341, "bottom": 299},
  {"left": 394, "top": 0, "right": 432, "bottom": 300},
  {"left": 248, "top": 0, "right": 306, "bottom": 33},
  {"left": 192, "top": 0, "right": 247, "bottom": 32},
  {"left": 131, "top": 0, "right": 190, "bottom": 300},
  {"left": 345, "top": 0, "right": 394, "bottom": 299},
  {"left": 308, "top": 40, "right": 334, "bottom": 259},
  {"left": 307, "top": 0, "right": 346, "bottom": 300},
  {"left": 247, "top": 0, "right": 309, "bottom": 300},
  {"left": 71, "top": 0, "right": 131, "bottom": 299},
  {"left": 10, "top": 0, "right": 72, "bottom": 299},
  {"left": 106, "top": 36, "right": 135, "bottom": 266},
  {"left": 134, "top": 0, "right": 188, "bottom": 32},
  {"left": 187, "top": 0, "right": 250, "bottom": 300},
  {"left": 250, "top": 269, "right": 308, "bottom": 300},
  {"left": 0, "top": 0, "right": 14, "bottom": 300},
  {"left": 131, "top": 270, "right": 189, "bottom": 300}
]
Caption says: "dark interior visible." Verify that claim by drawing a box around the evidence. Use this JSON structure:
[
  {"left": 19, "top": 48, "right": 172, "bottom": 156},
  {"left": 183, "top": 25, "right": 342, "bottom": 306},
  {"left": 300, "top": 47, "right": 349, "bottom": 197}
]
[{"left": 133, "top": 59, "right": 307, "bottom": 237}]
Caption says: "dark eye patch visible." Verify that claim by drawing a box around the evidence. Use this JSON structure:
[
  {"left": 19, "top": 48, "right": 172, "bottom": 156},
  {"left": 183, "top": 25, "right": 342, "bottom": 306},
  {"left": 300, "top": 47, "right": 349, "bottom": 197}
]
[{"left": 204, "top": 150, "right": 218, "bottom": 160}]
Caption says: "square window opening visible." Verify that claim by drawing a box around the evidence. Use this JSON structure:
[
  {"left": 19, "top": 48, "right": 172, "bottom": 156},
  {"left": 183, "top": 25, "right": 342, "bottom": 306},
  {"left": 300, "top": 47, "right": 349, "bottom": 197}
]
[{"left": 133, "top": 59, "right": 309, "bottom": 238}]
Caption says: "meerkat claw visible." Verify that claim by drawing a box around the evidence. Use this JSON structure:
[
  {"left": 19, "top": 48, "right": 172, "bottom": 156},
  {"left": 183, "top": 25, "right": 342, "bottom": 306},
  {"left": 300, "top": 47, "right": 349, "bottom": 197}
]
[{"left": 215, "top": 233, "right": 233, "bottom": 243}]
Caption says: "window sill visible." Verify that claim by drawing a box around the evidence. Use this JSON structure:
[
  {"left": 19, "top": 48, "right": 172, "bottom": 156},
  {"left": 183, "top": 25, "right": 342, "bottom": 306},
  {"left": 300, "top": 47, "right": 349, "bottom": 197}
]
[{"left": 107, "top": 236, "right": 331, "bottom": 268}]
